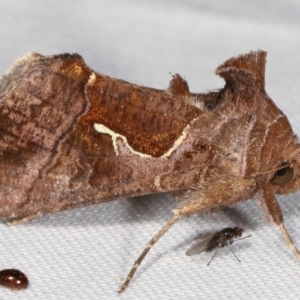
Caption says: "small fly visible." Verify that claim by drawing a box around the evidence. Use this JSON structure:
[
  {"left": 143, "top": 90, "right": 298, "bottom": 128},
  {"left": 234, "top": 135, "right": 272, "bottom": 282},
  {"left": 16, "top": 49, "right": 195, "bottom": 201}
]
[{"left": 186, "top": 227, "right": 251, "bottom": 266}]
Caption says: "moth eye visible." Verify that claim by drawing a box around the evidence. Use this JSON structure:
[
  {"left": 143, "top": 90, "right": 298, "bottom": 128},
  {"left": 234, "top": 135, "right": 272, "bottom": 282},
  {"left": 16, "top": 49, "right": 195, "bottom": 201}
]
[{"left": 271, "top": 166, "right": 294, "bottom": 185}]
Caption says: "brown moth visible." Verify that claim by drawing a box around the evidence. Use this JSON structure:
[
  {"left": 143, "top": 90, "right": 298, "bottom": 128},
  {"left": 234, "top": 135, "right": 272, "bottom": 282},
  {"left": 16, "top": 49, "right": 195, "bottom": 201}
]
[{"left": 0, "top": 50, "right": 299, "bottom": 292}]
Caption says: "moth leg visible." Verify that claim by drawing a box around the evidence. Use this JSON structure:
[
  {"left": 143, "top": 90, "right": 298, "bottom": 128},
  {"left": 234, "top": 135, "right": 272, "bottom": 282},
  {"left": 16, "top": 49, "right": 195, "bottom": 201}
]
[
  {"left": 6, "top": 213, "right": 40, "bottom": 226},
  {"left": 118, "top": 214, "right": 181, "bottom": 293},
  {"left": 279, "top": 223, "right": 300, "bottom": 258},
  {"left": 261, "top": 187, "right": 300, "bottom": 259}
]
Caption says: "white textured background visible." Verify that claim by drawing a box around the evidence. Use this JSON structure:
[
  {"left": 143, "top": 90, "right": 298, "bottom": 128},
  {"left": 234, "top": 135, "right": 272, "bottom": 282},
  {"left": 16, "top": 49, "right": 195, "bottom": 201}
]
[{"left": 0, "top": 1, "right": 300, "bottom": 299}]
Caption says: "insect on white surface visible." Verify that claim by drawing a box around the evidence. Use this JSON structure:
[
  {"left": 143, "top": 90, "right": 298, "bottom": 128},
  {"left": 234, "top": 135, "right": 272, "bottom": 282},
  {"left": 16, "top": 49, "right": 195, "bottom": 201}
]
[{"left": 186, "top": 227, "right": 251, "bottom": 265}]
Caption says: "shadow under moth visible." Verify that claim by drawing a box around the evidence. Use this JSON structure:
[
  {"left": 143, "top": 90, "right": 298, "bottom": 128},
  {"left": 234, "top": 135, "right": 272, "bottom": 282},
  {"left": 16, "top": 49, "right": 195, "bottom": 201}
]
[{"left": 0, "top": 50, "right": 299, "bottom": 292}]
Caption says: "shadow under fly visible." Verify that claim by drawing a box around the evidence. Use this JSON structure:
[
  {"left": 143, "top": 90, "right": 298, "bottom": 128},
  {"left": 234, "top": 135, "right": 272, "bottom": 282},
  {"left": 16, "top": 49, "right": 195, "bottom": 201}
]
[{"left": 186, "top": 227, "right": 251, "bottom": 266}]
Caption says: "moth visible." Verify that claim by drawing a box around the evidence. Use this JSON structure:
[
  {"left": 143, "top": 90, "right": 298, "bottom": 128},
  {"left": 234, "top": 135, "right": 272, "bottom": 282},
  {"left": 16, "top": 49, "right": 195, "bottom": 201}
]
[
  {"left": 0, "top": 50, "right": 299, "bottom": 293},
  {"left": 186, "top": 227, "right": 250, "bottom": 265}
]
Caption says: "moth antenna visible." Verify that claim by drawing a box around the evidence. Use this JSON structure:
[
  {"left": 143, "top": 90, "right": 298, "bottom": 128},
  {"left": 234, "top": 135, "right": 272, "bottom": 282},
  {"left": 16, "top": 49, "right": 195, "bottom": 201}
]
[
  {"left": 227, "top": 244, "right": 241, "bottom": 263},
  {"left": 207, "top": 247, "right": 219, "bottom": 266},
  {"left": 279, "top": 223, "right": 300, "bottom": 259},
  {"left": 118, "top": 214, "right": 181, "bottom": 293}
]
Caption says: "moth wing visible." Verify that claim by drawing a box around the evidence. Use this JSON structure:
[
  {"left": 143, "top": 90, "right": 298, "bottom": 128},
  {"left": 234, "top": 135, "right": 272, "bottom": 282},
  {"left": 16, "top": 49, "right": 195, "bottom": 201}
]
[{"left": 0, "top": 51, "right": 205, "bottom": 218}]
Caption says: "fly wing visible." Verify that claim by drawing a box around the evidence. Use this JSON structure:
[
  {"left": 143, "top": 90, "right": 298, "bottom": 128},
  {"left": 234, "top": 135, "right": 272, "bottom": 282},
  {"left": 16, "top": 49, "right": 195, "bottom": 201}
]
[{"left": 186, "top": 235, "right": 216, "bottom": 256}]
